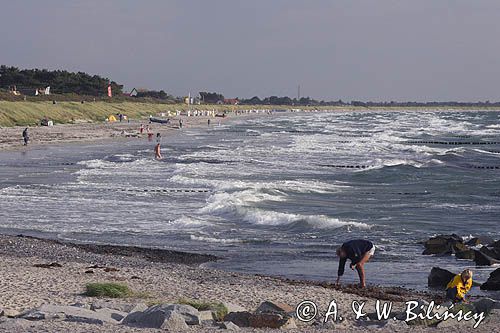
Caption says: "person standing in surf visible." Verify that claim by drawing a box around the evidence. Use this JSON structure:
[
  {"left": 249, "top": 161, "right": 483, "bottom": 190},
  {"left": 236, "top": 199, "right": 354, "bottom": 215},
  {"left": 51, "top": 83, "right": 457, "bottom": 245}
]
[
  {"left": 336, "top": 239, "right": 375, "bottom": 288},
  {"left": 154, "top": 143, "right": 162, "bottom": 159},
  {"left": 22, "top": 127, "right": 29, "bottom": 146}
]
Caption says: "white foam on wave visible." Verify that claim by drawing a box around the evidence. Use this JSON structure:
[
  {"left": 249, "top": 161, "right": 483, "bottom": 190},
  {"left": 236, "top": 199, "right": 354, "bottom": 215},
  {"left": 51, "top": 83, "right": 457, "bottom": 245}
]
[
  {"left": 190, "top": 235, "right": 242, "bottom": 244},
  {"left": 171, "top": 171, "right": 346, "bottom": 194},
  {"left": 199, "top": 190, "right": 370, "bottom": 229}
]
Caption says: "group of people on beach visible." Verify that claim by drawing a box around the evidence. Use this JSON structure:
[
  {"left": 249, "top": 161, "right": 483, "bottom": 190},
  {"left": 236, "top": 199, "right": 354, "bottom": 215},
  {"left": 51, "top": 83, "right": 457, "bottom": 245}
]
[{"left": 337, "top": 239, "right": 473, "bottom": 303}]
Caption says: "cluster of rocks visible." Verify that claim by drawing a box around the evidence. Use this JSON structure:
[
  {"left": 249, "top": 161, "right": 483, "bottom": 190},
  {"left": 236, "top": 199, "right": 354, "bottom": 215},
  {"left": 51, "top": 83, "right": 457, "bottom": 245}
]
[
  {"left": 0, "top": 300, "right": 297, "bottom": 331},
  {"left": 423, "top": 234, "right": 500, "bottom": 290}
]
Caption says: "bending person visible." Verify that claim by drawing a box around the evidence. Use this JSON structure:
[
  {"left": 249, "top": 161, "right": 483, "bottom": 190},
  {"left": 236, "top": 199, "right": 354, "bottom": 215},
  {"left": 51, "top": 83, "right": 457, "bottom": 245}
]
[{"left": 336, "top": 239, "right": 375, "bottom": 288}]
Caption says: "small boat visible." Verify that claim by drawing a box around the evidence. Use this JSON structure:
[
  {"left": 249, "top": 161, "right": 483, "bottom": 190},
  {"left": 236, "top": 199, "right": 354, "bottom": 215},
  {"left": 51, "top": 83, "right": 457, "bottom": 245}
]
[{"left": 149, "top": 117, "right": 170, "bottom": 124}]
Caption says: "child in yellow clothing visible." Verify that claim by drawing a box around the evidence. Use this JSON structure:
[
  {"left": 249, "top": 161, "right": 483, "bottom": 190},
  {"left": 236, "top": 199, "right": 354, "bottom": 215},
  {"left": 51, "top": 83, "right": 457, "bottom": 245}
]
[{"left": 446, "top": 269, "right": 473, "bottom": 303}]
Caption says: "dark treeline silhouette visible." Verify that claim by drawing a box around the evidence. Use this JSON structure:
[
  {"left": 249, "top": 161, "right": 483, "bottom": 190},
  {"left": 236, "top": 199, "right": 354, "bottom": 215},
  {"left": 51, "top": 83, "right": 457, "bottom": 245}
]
[
  {"left": 199, "top": 92, "right": 224, "bottom": 103},
  {"left": 0, "top": 65, "right": 123, "bottom": 96},
  {"left": 135, "top": 90, "right": 172, "bottom": 100},
  {"left": 240, "top": 95, "right": 344, "bottom": 106}
]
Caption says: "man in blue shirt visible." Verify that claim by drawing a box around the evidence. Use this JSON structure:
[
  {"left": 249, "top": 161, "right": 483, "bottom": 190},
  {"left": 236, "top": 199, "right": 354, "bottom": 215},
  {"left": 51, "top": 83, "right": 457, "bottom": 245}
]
[{"left": 336, "top": 239, "right": 375, "bottom": 288}]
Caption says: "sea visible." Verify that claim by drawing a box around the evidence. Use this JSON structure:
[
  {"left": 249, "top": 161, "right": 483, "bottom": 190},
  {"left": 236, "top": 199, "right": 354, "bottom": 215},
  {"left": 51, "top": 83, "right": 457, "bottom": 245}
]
[{"left": 1, "top": 110, "right": 499, "bottom": 296}]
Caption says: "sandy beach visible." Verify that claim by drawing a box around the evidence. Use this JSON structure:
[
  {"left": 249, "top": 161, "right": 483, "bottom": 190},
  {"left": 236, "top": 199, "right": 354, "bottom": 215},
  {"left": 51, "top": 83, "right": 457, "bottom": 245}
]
[
  {"left": 1, "top": 234, "right": 497, "bottom": 332},
  {"left": 0, "top": 114, "right": 229, "bottom": 151}
]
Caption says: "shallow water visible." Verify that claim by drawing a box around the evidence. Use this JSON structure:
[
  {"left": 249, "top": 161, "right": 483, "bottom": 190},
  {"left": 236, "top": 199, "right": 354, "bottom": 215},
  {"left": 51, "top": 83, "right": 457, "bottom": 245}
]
[{"left": 1, "top": 110, "right": 499, "bottom": 296}]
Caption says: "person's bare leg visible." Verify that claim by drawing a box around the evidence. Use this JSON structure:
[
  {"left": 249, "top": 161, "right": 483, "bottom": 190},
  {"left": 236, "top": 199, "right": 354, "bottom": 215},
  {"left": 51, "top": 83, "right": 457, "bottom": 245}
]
[
  {"left": 355, "top": 252, "right": 372, "bottom": 288},
  {"left": 356, "top": 264, "right": 366, "bottom": 288}
]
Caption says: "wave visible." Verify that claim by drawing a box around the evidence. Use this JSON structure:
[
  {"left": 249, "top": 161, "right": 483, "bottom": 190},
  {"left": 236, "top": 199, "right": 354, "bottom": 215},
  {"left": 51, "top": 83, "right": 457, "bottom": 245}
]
[
  {"left": 199, "top": 190, "right": 370, "bottom": 230},
  {"left": 190, "top": 235, "right": 242, "bottom": 244}
]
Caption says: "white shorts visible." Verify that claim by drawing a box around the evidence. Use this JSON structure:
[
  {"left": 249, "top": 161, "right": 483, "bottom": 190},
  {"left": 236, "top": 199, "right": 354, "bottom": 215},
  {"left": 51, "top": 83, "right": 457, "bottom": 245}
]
[{"left": 367, "top": 245, "right": 375, "bottom": 256}]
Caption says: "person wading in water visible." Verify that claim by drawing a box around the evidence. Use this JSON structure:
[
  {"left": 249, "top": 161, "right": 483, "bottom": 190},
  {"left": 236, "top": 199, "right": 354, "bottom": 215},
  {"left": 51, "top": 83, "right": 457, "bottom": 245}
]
[
  {"left": 22, "top": 127, "right": 30, "bottom": 146},
  {"left": 154, "top": 143, "right": 162, "bottom": 159},
  {"left": 336, "top": 239, "right": 375, "bottom": 288}
]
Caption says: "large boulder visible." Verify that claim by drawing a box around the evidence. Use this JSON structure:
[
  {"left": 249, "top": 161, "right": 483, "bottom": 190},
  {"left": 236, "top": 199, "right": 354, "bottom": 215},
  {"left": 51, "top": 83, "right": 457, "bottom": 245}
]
[
  {"left": 466, "top": 236, "right": 495, "bottom": 247},
  {"left": 222, "top": 302, "right": 246, "bottom": 313},
  {"left": 221, "top": 321, "right": 240, "bottom": 330},
  {"left": 223, "top": 311, "right": 296, "bottom": 329},
  {"left": 474, "top": 250, "right": 498, "bottom": 266},
  {"left": 489, "top": 240, "right": 500, "bottom": 248},
  {"left": 255, "top": 301, "right": 294, "bottom": 315},
  {"left": 18, "top": 305, "right": 123, "bottom": 325},
  {"left": 480, "top": 268, "right": 500, "bottom": 290},
  {"left": 248, "top": 313, "right": 297, "bottom": 329},
  {"left": 90, "top": 300, "right": 143, "bottom": 313},
  {"left": 428, "top": 267, "right": 455, "bottom": 289},
  {"left": 455, "top": 249, "right": 475, "bottom": 260},
  {"left": 480, "top": 246, "right": 500, "bottom": 260},
  {"left": 0, "top": 318, "right": 31, "bottom": 330},
  {"left": 160, "top": 311, "right": 188, "bottom": 331},
  {"left": 223, "top": 312, "right": 252, "bottom": 327},
  {"left": 122, "top": 304, "right": 201, "bottom": 328},
  {"left": 472, "top": 298, "right": 500, "bottom": 315},
  {"left": 422, "top": 234, "right": 467, "bottom": 255}
]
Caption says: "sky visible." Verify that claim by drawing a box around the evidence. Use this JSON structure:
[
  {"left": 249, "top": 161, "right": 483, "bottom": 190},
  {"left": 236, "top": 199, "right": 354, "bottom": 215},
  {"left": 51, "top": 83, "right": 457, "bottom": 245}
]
[{"left": 2, "top": 0, "right": 500, "bottom": 101}]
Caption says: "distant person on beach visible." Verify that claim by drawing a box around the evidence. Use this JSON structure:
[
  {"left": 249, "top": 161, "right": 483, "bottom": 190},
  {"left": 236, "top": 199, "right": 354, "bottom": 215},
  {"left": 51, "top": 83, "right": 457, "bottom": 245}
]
[
  {"left": 179, "top": 119, "right": 183, "bottom": 129},
  {"left": 139, "top": 124, "right": 144, "bottom": 134},
  {"left": 22, "top": 127, "right": 29, "bottom": 145},
  {"left": 336, "top": 239, "right": 375, "bottom": 288},
  {"left": 154, "top": 143, "right": 162, "bottom": 159},
  {"left": 208, "top": 119, "right": 211, "bottom": 126},
  {"left": 156, "top": 133, "right": 161, "bottom": 143},
  {"left": 446, "top": 269, "right": 473, "bottom": 303}
]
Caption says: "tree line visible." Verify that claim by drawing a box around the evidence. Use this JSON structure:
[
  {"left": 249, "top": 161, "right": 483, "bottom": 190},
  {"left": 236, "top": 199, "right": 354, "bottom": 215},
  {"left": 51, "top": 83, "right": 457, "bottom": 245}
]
[{"left": 0, "top": 65, "right": 123, "bottom": 96}]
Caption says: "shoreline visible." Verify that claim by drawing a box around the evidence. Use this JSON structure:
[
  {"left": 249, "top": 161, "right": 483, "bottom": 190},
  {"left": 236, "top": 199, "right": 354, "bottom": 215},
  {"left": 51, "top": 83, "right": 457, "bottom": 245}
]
[
  {"left": 0, "top": 233, "right": 497, "bottom": 332},
  {"left": 2, "top": 107, "right": 500, "bottom": 152},
  {"left": 0, "top": 114, "right": 228, "bottom": 152}
]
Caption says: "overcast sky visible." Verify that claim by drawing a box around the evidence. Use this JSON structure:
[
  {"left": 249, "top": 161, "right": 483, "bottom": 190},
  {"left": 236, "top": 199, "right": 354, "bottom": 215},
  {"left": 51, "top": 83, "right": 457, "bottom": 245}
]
[{"left": 2, "top": 0, "right": 500, "bottom": 101}]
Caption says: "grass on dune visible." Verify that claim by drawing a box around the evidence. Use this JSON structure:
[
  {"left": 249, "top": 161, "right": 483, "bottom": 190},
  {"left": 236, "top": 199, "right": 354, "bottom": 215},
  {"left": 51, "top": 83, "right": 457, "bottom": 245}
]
[
  {"left": 84, "top": 282, "right": 133, "bottom": 298},
  {"left": 178, "top": 298, "right": 228, "bottom": 321},
  {"left": 0, "top": 100, "right": 353, "bottom": 127}
]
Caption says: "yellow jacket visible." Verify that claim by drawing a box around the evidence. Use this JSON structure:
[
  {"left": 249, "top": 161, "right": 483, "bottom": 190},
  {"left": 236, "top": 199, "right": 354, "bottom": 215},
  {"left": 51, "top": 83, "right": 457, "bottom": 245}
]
[{"left": 446, "top": 274, "right": 472, "bottom": 300}]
